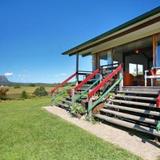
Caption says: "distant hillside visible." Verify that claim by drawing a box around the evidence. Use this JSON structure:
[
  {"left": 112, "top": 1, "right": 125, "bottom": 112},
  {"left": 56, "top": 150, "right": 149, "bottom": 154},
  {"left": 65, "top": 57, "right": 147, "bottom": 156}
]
[
  {"left": 0, "top": 75, "right": 61, "bottom": 87},
  {"left": 0, "top": 75, "right": 11, "bottom": 85}
]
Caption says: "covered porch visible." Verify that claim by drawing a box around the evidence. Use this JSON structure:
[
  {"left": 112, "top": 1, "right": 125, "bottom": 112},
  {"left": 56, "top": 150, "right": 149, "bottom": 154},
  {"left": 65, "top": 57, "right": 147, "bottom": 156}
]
[{"left": 91, "top": 34, "right": 160, "bottom": 86}]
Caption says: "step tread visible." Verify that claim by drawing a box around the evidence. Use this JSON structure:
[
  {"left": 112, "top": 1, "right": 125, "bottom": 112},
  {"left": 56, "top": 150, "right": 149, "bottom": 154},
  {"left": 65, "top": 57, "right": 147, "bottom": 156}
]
[
  {"left": 100, "top": 108, "right": 156, "bottom": 125},
  {"left": 118, "top": 90, "right": 158, "bottom": 95},
  {"left": 105, "top": 103, "right": 160, "bottom": 116},
  {"left": 57, "top": 102, "right": 70, "bottom": 108},
  {"left": 62, "top": 99, "right": 72, "bottom": 104},
  {"left": 122, "top": 86, "right": 160, "bottom": 90},
  {"left": 94, "top": 114, "right": 160, "bottom": 138},
  {"left": 109, "top": 99, "right": 156, "bottom": 107},
  {"left": 115, "top": 94, "right": 156, "bottom": 101}
]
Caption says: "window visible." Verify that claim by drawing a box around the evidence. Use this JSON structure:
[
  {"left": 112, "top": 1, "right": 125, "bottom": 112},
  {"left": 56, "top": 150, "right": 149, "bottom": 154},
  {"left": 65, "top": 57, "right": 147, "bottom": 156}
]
[
  {"left": 129, "top": 63, "right": 137, "bottom": 76},
  {"left": 129, "top": 63, "right": 143, "bottom": 76}
]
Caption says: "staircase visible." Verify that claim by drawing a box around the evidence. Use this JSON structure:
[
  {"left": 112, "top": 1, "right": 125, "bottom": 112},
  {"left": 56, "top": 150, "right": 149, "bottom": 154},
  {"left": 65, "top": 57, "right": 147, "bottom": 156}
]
[
  {"left": 52, "top": 70, "right": 100, "bottom": 110},
  {"left": 94, "top": 86, "right": 160, "bottom": 138},
  {"left": 55, "top": 78, "right": 100, "bottom": 111},
  {"left": 56, "top": 96, "right": 73, "bottom": 111}
]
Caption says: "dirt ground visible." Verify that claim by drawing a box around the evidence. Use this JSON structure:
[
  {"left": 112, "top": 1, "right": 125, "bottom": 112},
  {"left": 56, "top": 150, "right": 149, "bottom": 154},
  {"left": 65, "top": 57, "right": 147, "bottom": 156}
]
[{"left": 44, "top": 106, "right": 160, "bottom": 160}]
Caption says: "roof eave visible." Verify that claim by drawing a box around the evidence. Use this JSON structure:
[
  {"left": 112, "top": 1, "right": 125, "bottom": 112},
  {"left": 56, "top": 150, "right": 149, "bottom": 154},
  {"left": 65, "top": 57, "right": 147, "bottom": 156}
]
[{"left": 62, "top": 6, "right": 160, "bottom": 56}]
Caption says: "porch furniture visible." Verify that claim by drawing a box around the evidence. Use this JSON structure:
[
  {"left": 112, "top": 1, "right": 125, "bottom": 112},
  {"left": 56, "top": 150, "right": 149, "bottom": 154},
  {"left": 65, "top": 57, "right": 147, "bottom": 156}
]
[
  {"left": 145, "top": 67, "right": 160, "bottom": 86},
  {"left": 123, "top": 72, "right": 134, "bottom": 86}
]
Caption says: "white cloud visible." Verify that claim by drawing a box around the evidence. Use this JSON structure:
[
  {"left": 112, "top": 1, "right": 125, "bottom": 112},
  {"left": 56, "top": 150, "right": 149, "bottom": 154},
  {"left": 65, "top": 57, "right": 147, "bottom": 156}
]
[{"left": 4, "top": 72, "right": 13, "bottom": 76}]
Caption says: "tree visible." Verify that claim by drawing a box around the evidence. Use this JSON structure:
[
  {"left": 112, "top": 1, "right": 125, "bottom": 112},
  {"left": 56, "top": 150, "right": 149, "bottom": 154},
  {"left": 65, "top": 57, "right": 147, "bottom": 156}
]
[
  {"left": 0, "top": 86, "right": 9, "bottom": 100},
  {"left": 33, "top": 86, "right": 48, "bottom": 96}
]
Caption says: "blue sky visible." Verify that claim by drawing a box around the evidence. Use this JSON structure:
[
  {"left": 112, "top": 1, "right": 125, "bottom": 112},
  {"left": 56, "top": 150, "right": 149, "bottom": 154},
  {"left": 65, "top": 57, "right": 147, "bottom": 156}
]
[{"left": 0, "top": 0, "right": 160, "bottom": 83}]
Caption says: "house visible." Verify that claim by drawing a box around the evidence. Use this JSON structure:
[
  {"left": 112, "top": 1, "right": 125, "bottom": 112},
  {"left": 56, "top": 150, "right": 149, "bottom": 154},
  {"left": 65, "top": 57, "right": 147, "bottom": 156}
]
[{"left": 52, "top": 7, "right": 160, "bottom": 139}]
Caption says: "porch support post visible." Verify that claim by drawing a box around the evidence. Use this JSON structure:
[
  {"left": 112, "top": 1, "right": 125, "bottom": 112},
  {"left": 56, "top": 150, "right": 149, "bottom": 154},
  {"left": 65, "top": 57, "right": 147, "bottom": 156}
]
[
  {"left": 152, "top": 34, "right": 157, "bottom": 67},
  {"left": 92, "top": 53, "right": 100, "bottom": 71},
  {"left": 107, "top": 50, "right": 113, "bottom": 65},
  {"left": 122, "top": 53, "right": 125, "bottom": 71},
  {"left": 119, "top": 67, "right": 123, "bottom": 91},
  {"left": 76, "top": 53, "right": 79, "bottom": 83}
]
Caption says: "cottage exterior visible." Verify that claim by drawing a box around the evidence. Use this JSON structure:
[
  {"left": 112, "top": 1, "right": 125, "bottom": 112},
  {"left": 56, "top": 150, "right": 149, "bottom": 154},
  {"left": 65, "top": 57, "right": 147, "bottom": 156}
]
[
  {"left": 63, "top": 7, "right": 160, "bottom": 87},
  {"left": 52, "top": 7, "right": 160, "bottom": 139}
]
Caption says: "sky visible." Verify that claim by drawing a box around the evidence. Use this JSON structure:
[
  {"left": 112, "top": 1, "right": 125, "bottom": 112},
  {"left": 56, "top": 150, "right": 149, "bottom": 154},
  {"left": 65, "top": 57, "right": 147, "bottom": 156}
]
[{"left": 0, "top": 0, "right": 160, "bottom": 83}]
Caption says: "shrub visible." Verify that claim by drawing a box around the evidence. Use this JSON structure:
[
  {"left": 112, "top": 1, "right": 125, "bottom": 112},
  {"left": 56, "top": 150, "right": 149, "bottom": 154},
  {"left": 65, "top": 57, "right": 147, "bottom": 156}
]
[
  {"left": 21, "top": 90, "right": 28, "bottom": 99},
  {"left": 85, "top": 114, "right": 96, "bottom": 124},
  {"left": 14, "top": 85, "right": 21, "bottom": 89},
  {"left": 70, "top": 103, "right": 86, "bottom": 118},
  {"left": 29, "top": 83, "right": 36, "bottom": 87},
  {"left": 33, "top": 86, "right": 48, "bottom": 96},
  {"left": 0, "top": 86, "right": 9, "bottom": 100},
  {"left": 52, "top": 86, "right": 72, "bottom": 105}
]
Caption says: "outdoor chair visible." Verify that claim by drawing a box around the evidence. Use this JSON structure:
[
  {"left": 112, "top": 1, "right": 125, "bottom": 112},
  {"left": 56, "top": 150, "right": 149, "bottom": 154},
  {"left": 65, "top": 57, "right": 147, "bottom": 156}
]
[{"left": 145, "top": 67, "right": 160, "bottom": 86}]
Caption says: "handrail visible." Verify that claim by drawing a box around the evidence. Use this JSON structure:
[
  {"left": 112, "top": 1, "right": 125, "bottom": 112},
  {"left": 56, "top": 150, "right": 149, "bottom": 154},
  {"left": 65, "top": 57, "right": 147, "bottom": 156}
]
[
  {"left": 88, "top": 76, "right": 122, "bottom": 112},
  {"left": 74, "top": 77, "right": 101, "bottom": 102},
  {"left": 88, "top": 64, "right": 123, "bottom": 99},
  {"left": 51, "top": 72, "right": 77, "bottom": 93},
  {"left": 100, "top": 62, "right": 119, "bottom": 69},
  {"left": 75, "top": 69, "right": 100, "bottom": 91}
]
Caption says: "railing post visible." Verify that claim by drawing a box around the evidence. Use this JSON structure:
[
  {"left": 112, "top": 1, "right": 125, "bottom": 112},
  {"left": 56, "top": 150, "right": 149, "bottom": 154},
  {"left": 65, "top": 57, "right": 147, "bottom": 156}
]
[
  {"left": 88, "top": 97, "right": 93, "bottom": 113},
  {"left": 71, "top": 88, "right": 75, "bottom": 103},
  {"left": 119, "top": 66, "right": 123, "bottom": 91},
  {"left": 145, "top": 70, "right": 148, "bottom": 86}
]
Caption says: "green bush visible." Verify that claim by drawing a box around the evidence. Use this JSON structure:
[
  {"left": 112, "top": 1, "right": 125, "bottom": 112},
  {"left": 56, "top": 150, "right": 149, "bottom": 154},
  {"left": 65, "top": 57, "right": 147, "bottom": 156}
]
[
  {"left": 14, "top": 85, "right": 21, "bottom": 89},
  {"left": 29, "top": 83, "right": 36, "bottom": 87},
  {"left": 70, "top": 103, "right": 86, "bottom": 117},
  {"left": 85, "top": 114, "right": 96, "bottom": 124},
  {"left": 0, "top": 86, "right": 9, "bottom": 100},
  {"left": 33, "top": 86, "right": 48, "bottom": 96},
  {"left": 52, "top": 86, "right": 72, "bottom": 105},
  {"left": 21, "top": 90, "right": 28, "bottom": 99}
]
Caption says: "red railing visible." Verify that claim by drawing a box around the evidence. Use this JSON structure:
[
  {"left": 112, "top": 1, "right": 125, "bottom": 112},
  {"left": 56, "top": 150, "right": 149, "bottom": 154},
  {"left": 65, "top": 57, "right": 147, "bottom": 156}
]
[
  {"left": 74, "top": 69, "right": 100, "bottom": 91},
  {"left": 51, "top": 72, "right": 77, "bottom": 93},
  {"left": 88, "top": 64, "right": 123, "bottom": 99}
]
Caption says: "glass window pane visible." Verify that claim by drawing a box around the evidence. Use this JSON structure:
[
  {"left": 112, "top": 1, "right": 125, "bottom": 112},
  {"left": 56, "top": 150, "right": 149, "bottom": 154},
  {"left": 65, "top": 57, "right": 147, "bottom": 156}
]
[
  {"left": 138, "top": 64, "right": 143, "bottom": 75},
  {"left": 129, "top": 63, "right": 137, "bottom": 76}
]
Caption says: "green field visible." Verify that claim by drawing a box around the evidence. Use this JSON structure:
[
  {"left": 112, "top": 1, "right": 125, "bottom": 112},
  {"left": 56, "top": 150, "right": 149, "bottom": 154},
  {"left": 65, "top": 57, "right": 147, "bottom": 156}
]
[
  {"left": 6, "top": 86, "right": 52, "bottom": 99},
  {"left": 0, "top": 97, "right": 141, "bottom": 160}
]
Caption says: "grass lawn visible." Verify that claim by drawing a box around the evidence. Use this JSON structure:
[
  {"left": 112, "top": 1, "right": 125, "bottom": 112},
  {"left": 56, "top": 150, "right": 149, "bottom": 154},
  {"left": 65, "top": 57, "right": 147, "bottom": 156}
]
[{"left": 0, "top": 97, "right": 142, "bottom": 160}]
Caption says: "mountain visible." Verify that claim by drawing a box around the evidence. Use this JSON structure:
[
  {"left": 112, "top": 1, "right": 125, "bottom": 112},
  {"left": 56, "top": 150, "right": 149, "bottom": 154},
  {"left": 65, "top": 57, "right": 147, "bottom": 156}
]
[
  {"left": 0, "top": 75, "right": 55, "bottom": 86},
  {"left": 0, "top": 75, "right": 11, "bottom": 85}
]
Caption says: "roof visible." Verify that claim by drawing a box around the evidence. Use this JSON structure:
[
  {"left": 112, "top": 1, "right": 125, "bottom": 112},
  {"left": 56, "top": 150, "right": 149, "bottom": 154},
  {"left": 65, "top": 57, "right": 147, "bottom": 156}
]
[{"left": 62, "top": 6, "right": 160, "bottom": 56}]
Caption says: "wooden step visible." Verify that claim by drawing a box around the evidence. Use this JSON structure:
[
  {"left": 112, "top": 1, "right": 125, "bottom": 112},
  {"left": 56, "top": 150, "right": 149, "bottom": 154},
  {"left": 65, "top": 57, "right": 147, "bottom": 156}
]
[
  {"left": 105, "top": 103, "right": 160, "bottom": 117},
  {"left": 118, "top": 90, "right": 158, "bottom": 95},
  {"left": 57, "top": 102, "right": 70, "bottom": 109},
  {"left": 94, "top": 114, "right": 160, "bottom": 138},
  {"left": 62, "top": 99, "right": 72, "bottom": 105},
  {"left": 109, "top": 99, "right": 156, "bottom": 108},
  {"left": 115, "top": 94, "right": 156, "bottom": 102},
  {"left": 123, "top": 86, "right": 160, "bottom": 91},
  {"left": 100, "top": 108, "right": 156, "bottom": 125},
  {"left": 66, "top": 97, "right": 72, "bottom": 101}
]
